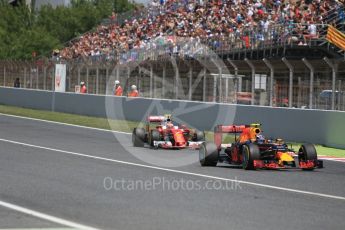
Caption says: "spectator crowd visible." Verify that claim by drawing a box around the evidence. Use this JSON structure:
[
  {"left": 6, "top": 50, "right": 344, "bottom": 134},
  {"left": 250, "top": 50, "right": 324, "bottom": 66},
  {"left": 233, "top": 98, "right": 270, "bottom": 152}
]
[{"left": 59, "top": 0, "right": 344, "bottom": 60}]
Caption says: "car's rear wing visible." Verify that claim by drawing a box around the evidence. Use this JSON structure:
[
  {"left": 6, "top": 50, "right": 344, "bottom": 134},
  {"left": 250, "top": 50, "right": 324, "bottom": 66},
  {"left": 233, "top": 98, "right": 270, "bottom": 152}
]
[
  {"left": 147, "top": 116, "right": 165, "bottom": 123},
  {"left": 214, "top": 125, "right": 246, "bottom": 134},
  {"left": 214, "top": 125, "right": 245, "bottom": 148},
  {"left": 214, "top": 124, "right": 261, "bottom": 148}
]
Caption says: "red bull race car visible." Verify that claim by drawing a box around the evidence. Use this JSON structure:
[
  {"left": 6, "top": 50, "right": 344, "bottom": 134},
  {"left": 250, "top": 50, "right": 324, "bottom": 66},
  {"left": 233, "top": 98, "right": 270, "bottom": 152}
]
[
  {"left": 132, "top": 115, "right": 205, "bottom": 149},
  {"left": 199, "top": 124, "right": 323, "bottom": 170}
]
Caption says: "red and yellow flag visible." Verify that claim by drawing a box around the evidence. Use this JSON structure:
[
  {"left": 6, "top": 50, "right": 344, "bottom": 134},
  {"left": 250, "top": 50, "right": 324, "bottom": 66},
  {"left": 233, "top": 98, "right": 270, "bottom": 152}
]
[{"left": 326, "top": 25, "right": 345, "bottom": 51}]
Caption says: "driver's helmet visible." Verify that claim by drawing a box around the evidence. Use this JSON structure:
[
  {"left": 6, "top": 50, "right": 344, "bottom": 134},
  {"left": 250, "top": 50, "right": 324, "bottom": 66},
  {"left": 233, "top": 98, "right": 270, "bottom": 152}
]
[
  {"left": 166, "top": 122, "right": 174, "bottom": 128},
  {"left": 162, "top": 114, "right": 173, "bottom": 127},
  {"left": 256, "top": 134, "right": 265, "bottom": 144}
]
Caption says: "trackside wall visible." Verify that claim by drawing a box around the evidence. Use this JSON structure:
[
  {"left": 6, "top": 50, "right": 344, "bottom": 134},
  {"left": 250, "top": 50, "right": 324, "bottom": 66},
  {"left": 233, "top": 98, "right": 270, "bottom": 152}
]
[{"left": 0, "top": 87, "right": 344, "bottom": 149}]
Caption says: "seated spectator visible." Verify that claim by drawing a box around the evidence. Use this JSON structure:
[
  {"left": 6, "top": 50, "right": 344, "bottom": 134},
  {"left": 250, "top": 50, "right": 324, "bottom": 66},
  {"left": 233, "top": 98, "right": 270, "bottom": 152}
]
[{"left": 303, "top": 21, "right": 319, "bottom": 44}]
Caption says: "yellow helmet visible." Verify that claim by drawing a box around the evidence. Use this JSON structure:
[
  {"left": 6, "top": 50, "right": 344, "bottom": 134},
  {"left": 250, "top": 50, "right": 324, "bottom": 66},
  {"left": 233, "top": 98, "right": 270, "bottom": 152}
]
[{"left": 164, "top": 114, "right": 172, "bottom": 122}]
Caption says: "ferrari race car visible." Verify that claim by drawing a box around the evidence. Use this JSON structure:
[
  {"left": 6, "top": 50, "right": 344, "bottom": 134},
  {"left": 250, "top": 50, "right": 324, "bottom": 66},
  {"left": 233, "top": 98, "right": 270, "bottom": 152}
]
[
  {"left": 132, "top": 115, "right": 205, "bottom": 149},
  {"left": 199, "top": 124, "right": 323, "bottom": 170}
]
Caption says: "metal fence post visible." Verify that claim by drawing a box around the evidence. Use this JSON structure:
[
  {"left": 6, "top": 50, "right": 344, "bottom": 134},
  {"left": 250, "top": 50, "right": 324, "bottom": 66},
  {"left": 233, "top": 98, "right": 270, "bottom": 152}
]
[
  {"left": 116, "top": 66, "right": 119, "bottom": 80},
  {"left": 3, "top": 66, "right": 5, "bottom": 87},
  {"left": 218, "top": 66, "right": 222, "bottom": 102},
  {"left": 323, "top": 57, "right": 338, "bottom": 110},
  {"left": 68, "top": 65, "right": 71, "bottom": 92},
  {"left": 24, "top": 67, "right": 27, "bottom": 88},
  {"left": 302, "top": 58, "right": 314, "bottom": 109},
  {"left": 212, "top": 72, "right": 217, "bottom": 103},
  {"left": 203, "top": 67, "right": 206, "bottom": 102},
  {"left": 30, "top": 66, "right": 33, "bottom": 89},
  {"left": 150, "top": 65, "right": 153, "bottom": 98},
  {"left": 105, "top": 67, "right": 109, "bottom": 95},
  {"left": 212, "top": 59, "right": 223, "bottom": 103},
  {"left": 36, "top": 66, "right": 39, "bottom": 89},
  {"left": 77, "top": 67, "right": 81, "bottom": 86},
  {"left": 127, "top": 66, "right": 131, "bottom": 94},
  {"left": 135, "top": 67, "right": 138, "bottom": 93},
  {"left": 244, "top": 58, "right": 255, "bottom": 105},
  {"left": 51, "top": 65, "right": 56, "bottom": 91},
  {"left": 297, "top": 77, "right": 302, "bottom": 108},
  {"left": 96, "top": 67, "right": 99, "bottom": 95},
  {"left": 43, "top": 66, "right": 47, "bottom": 90},
  {"left": 263, "top": 58, "right": 274, "bottom": 107},
  {"left": 282, "top": 57, "right": 294, "bottom": 108},
  {"left": 228, "top": 59, "right": 240, "bottom": 102},
  {"left": 137, "top": 66, "right": 141, "bottom": 95},
  {"left": 188, "top": 66, "right": 193, "bottom": 100},
  {"left": 162, "top": 65, "right": 166, "bottom": 98},
  {"left": 338, "top": 80, "right": 342, "bottom": 111},
  {"left": 175, "top": 65, "right": 179, "bottom": 100},
  {"left": 86, "top": 67, "right": 89, "bottom": 93}
]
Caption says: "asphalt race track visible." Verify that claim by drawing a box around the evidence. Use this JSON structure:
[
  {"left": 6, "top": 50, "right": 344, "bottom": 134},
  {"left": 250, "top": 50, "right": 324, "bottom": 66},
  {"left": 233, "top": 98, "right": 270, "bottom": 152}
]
[{"left": 0, "top": 114, "right": 345, "bottom": 230}]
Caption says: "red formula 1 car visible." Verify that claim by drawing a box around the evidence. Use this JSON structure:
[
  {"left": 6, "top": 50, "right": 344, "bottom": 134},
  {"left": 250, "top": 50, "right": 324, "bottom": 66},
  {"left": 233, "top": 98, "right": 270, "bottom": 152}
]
[
  {"left": 132, "top": 115, "right": 205, "bottom": 149},
  {"left": 199, "top": 124, "right": 323, "bottom": 170}
]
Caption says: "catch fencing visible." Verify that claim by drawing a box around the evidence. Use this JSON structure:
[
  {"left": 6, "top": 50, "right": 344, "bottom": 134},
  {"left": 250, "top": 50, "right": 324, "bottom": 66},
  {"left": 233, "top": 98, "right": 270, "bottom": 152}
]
[{"left": 1, "top": 57, "right": 345, "bottom": 111}]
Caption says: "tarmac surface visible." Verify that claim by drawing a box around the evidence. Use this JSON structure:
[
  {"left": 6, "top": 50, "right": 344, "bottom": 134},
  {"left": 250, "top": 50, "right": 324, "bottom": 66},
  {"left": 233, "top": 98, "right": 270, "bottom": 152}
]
[{"left": 0, "top": 114, "right": 344, "bottom": 230}]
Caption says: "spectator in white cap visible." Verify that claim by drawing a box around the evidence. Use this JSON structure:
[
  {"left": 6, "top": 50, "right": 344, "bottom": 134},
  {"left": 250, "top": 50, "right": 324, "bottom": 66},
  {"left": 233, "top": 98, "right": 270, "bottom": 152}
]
[
  {"left": 128, "top": 84, "right": 139, "bottom": 97},
  {"left": 114, "top": 80, "right": 123, "bottom": 96},
  {"left": 80, "top": 81, "right": 87, "bottom": 94}
]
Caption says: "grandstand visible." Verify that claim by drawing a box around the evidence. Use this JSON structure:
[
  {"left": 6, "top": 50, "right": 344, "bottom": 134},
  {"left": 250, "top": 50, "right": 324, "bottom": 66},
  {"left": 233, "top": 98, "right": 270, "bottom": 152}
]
[
  {"left": 1, "top": 0, "right": 345, "bottom": 111},
  {"left": 60, "top": 0, "right": 345, "bottom": 60}
]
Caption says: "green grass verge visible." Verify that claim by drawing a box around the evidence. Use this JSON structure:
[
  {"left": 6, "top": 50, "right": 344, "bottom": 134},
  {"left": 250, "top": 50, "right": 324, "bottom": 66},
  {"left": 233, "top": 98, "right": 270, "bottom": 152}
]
[
  {"left": 0, "top": 104, "right": 344, "bottom": 158},
  {"left": 0, "top": 104, "right": 138, "bottom": 133}
]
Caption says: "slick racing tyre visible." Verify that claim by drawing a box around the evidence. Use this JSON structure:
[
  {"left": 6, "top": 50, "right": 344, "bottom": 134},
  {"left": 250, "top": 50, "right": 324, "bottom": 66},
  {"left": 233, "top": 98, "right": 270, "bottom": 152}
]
[
  {"left": 150, "top": 130, "right": 161, "bottom": 147},
  {"left": 194, "top": 130, "right": 205, "bottom": 142},
  {"left": 199, "top": 142, "right": 219, "bottom": 166},
  {"left": 242, "top": 143, "right": 260, "bottom": 170},
  {"left": 298, "top": 143, "right": 317, "bottom": 171},
  {"left": 132, "top": 128, "right": 145, "bottom": 147}
]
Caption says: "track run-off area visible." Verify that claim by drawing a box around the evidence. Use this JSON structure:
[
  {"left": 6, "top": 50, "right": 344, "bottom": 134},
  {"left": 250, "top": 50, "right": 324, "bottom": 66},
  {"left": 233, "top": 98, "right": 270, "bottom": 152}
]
[{"left": 0, "top": 114, "right": 344, "bottom": 230}]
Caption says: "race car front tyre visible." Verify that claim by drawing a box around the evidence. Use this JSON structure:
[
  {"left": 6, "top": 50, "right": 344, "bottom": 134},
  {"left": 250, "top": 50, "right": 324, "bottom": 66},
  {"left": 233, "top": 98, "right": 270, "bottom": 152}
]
[
  {"left": 298, "top": 143, "right": 317, "bottom": 170},
  {"left": 150, "top": 130, "right": 161, "bottom": 147},
  {"left": 199, "top": 142, "right": 219, "bottom": 166},
  {"left": 194, "top": 130, "right": 205, "bottom": 141},
  {"left": 242, "top": 143, "right": 260, "bottom": 170},
  {"left": 132, "top": 128, "right": 145, "bottom": 147}
]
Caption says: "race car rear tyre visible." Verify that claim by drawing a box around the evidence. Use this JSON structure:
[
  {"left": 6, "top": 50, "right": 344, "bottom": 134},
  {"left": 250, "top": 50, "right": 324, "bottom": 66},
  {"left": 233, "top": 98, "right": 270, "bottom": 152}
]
[
  {"left": 199, "top": 142, "right": 219, "bottom": 166},
  {"left": 299, "top": 144, "right": 317, "bottom": 171},
  {"left": 150, "top": 130, "right": 161, "bottom": 147},
  {"left": 242, "top": 143, "right": 260, "bottom": 170},
  {"left": 132, "top": 128, "right": 145, "bottom": 147},
  {"left": 194, "top": 131, "right": 205, "bottom": 141}
]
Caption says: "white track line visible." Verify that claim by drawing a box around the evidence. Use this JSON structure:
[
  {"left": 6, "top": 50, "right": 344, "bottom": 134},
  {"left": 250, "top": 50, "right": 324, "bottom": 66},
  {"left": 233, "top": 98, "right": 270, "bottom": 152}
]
[
  {"left": 0, "top": 200, "right": 100, "bottom": 230},
  {"left": 0, "top": 113, "right": 130, "bottom": 135},
  {"left": 1, "top": 138, "right": 345, "bottom": 201},
  {"left": 1, "top": 113, "right": 344, "bottom": 162}
]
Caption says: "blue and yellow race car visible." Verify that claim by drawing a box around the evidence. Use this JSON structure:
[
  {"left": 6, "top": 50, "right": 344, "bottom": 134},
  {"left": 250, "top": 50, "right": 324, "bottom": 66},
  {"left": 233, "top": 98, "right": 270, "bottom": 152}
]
[{"left": 199, "top": 124, "right": 323, "bottom": 170}]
